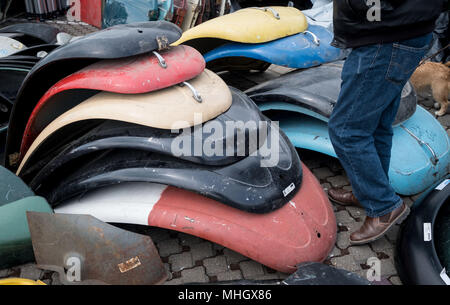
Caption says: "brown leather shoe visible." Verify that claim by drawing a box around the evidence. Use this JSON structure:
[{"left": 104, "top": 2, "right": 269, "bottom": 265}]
[
  {"left": 328, "top": 188, "right": 362, "bottom": 208},
  {"left": 350, "top": 203, "right": 410, "bottom": 245}
]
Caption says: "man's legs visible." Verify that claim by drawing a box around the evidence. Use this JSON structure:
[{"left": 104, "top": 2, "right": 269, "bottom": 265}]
[{"left": 328, "top": 33, "right": 432, "bottom": 244}]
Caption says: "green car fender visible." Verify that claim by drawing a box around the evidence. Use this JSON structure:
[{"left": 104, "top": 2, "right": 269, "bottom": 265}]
[{"left": 0, "top": 196, "right": 53, "bottom": 269}]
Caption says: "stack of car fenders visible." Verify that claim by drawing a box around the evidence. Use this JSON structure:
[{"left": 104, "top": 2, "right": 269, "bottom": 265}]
[
  {"left": 3, "top": 21, "right": 336, "bottom": 273},
  {"left": 173, "top": 6, "right": 344, "bottom": 72}
]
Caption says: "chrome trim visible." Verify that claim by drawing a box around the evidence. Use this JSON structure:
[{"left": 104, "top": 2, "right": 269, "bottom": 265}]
[
  {"left": 401, "top": 124, "right": 438, "bottom": 165},
  {"left": 180, "top": 82, "right": 202, "bottom": 103}
]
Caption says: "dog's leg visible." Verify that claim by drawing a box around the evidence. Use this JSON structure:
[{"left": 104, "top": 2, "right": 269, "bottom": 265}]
[{"left": 431, "top": 81, "right": 449, "bottom": 116}]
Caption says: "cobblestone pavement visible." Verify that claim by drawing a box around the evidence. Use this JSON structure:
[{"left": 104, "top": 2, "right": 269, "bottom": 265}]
[{"left": 0, "top": 21, "right": 449, "bottom": 285}]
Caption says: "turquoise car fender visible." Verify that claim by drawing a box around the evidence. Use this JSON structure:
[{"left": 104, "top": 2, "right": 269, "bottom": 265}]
[{"left": 264, "top": 106, "right": 450, "bottom": 196}]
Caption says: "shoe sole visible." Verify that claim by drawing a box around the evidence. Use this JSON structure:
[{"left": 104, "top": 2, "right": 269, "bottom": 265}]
[{"left": 349, "top": 205, "right": 410, "bottom": 246}]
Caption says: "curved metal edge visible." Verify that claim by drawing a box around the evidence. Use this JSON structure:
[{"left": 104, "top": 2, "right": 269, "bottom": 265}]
[{"left": 395, "top": 182, "right": 450, "bottom": 285}]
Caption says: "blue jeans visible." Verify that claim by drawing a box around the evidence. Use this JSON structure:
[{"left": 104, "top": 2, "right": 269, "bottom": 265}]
[{"left": 329, "top": 33, "right": 432, "bottom": 218}]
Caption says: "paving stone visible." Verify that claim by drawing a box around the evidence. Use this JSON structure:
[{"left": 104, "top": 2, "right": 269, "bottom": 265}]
[
  {"left": 389, "top": 276, "right": 403, "bottom": 285},
  {"left": 180, "top": 266, "right": 209, "bottom": 284},
  {"left": 19, "top": 264, "right": 43, "bottom": 280},
  {"left": 379, "top": 248, "right": 395, "bottom": 260},
  {"left": 336, "top": 231, "right": 351, "bottom": 249},
  {"left": 178, "top": 233, "right": 204, "bottom": 247},
  {"left": 324, "top": 158, "right": 343, "bottom": 173},
  {"left": 343, "top": 185, "right": 353, "bottom": 191},
  {"left": 190, "top": 242, "right": 214, "bottom": 262},
  {"left": 216, "top": 270, "right": 243, "bottom": 282},
  {"left": 437, "top": 114, "right": 450, "bottom": 126},
  {"left": 320, "top": 183, "right": 331, "bottom": 192},
  {"left": 51, "top": 272, "right": 62, "bottom": 285},
  {"left": 163, "top": 277, "right": 184, "bottom": 285},
  {"left": 240, "top": 261, "right": 265, "bottom": 279},
  {"left": 335, "top": 210, "right": 354, "bottom": 225},
  {"left": 420, "top": 97, "right": 435, "bottom": 108},
  {"left": 348, "top": 245, "right": 377, "bottom": 265},
  {"left": 223, "top": 248, "right": 248, "bottom": 265},
  {"left": 312, "top": 167, "right": 335, "bottom": 180},
  {"left": 380, "top": 259, "right": 397, "bottom": 277},
  {"left": 370, "top": 236, "right": 393, "bottom": 252},
  {"left": 327, "top": 246, "right": 342, "bottom": 259},
  {"left": 346, "top": 206, "right": 364, "bottom": 219},
  {"left": 303, "top": 158, "right": 322, "bottom": 169},
  {"left": 276, "top": 272, "right": 290, "bottom": 280},
  {"left": 330, "top": 255, "right": 361, "bottom": 272},
  {"left": 169, "top": 252, "right": 194, "bottom": 272},
  {"left": 157, "top": 238, "right": 182, "bottom": 257},
  {"left": 164, "top": 263, "right": 172, "bottom": 281},
  {"left": 203, "top": 256, "right": 229, "bottom": 276},
  {"left": 372, "top": 277, "right": 392, "bottom": 285},
  {"left": 0, "top": 269, "right": 13, "bottom": 278},
  {"left": 253, "top": 274, "right": 281, "bottom": 281},
  {"left": 327, "top": 175, "right": 350, "bottom": 188}
]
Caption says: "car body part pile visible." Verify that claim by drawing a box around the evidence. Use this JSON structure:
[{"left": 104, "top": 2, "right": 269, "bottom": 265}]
[
  {"left": 396, "top": 179, "right": 450, "bottom": 285},
  {"left": 246, "top": 62, "right": 450, "bottom": 196},
  {"left": 1, "top": 20, "right": 336, "bottom": 276},
  {"left": 173, "top": 5, "right": 343, "bottom": 72}
]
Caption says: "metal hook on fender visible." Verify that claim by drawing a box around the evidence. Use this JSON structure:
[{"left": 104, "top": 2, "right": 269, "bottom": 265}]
[
  {"left": 303, "top": 31, "right": 320, "bottom": 46},
  {"left": 250, "top": 7, "right": 280, "bottom": 20},
  {"left": 179, "top": 82, "right": 203, "bottom": 103},
  {"left": 400, "top": 125, "right": 439, "bottom": 165},
  {"left": 152, "top": 51, "right": 167, "bottom": 68}
]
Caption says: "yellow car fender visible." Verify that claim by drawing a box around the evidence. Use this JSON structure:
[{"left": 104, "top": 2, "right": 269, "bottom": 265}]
[
  {"left": 0, "top": 278, "right": 46, "bottom": 285},
  {"left": 173, "top": 6, "right": 308, "bottom": 46}
]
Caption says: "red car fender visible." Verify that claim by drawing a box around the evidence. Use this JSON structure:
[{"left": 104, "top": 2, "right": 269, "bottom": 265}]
[{"left": 20, "top": 45, "right": 205, "bottom": 160}]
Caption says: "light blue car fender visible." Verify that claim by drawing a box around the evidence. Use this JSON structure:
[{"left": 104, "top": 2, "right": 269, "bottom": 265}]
[{"left": 262, "top": 105, "right": 450, "bottom": 196}]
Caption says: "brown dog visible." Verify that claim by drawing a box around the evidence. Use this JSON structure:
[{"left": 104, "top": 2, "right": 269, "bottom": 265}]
[{"left": 410, "top": 61, "right": 449, "bottom": 116}]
